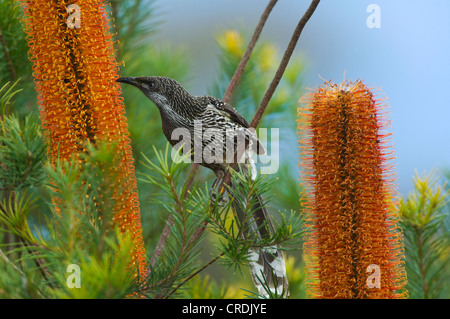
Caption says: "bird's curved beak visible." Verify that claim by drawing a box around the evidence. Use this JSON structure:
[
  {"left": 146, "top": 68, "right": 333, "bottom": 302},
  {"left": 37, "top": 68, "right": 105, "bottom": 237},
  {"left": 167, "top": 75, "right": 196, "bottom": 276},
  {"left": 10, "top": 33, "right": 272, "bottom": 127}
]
[{"left": 116, "top": 77, "right": 139, "bottom": 87}]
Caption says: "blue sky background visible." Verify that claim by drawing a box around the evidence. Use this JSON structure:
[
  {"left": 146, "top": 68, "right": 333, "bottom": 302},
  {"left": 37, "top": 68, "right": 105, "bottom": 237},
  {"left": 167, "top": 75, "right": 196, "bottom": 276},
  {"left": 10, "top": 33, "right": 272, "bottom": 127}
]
[{"left": 151, "top": 0, "right": 450, "bottom": 196}]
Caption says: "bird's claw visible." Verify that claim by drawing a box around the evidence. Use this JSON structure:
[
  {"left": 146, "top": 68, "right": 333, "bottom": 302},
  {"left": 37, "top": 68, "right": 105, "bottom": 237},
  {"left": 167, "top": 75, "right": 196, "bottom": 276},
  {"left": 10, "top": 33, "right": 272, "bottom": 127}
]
[{"left": 210, "top": 191, "right": 229, "bottom": 207}]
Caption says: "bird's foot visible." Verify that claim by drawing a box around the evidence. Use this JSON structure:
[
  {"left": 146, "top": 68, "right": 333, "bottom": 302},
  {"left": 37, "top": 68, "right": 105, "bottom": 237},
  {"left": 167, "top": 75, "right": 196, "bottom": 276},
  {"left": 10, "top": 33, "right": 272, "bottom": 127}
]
[{"left": 210, "top": 190, "right": 229, "bottom": 207}]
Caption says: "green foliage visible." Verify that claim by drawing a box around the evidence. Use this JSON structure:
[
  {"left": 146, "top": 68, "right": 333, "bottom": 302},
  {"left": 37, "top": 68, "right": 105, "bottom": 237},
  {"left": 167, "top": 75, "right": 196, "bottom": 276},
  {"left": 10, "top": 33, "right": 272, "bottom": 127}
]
[
  {"left": 400, "top": 171, "right": 450, "bottom": 299},
  {"left": 272, "top": 164, "right": 305, "bottom": 212},
  {"left": 0, "top": 1, "right": 30, "bottom": 82},
  {"left": 181, "top": 274, "right": 239, "bottom": 299},
  {"left": 0, "top": 80, "right": 21, "bottom": 115},
  {"left": 139, "top": 145, "right": 206, "bottom": 298},
  {"left": 0, "top": 143, "right": 138, "bottom": 298},
  {"left": 203, "top": 168, "right": 303, "bottom": 299},
  {"left": 0, "top": 191, "right": 35, "bottom": 243},
  {"left": 284, "top": 255, "right": 306, "bottom": 299},
  {"left": 208, "top": 167, "right": 302, "bottom": 269},
  {"left": 0, "top": 83, "right": 46, "bottom": 190},
  {"left": 109, "top": 0, "right": 161, "bottom": 61},
  {"left": 0, "top": 1, "right": 35, "bottom": 114},
  {"left": 137, "top": 146, "right": 303, "bottom": 299}
]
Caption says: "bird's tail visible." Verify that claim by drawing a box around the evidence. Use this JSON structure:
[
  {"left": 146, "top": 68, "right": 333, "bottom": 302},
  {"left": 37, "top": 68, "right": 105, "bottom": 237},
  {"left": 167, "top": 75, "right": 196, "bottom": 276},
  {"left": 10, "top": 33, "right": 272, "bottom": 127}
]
[{"left": 229, "top": 166, "right": 289, "bottom": 298}]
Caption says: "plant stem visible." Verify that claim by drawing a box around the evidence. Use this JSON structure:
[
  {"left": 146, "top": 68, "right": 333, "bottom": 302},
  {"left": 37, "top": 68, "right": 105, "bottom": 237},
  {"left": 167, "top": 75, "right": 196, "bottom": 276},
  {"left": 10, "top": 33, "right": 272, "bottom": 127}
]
[
  {"left": 222, "top": 0, "right": 278, "bottom": 103},
  {"left": 19, "top": 237, "right": 54, "bottom": 287},
  {"left": 164, "top": 252, "right": 225, "bottom": 299},
  {"left": 250, "top": 0, "right": 320, "bottom": 129},
  {"left": 150, "top": 214, "right": 174, "bottom": 267},
  {"left": 0, "top": 247, "right": 45, "bottom": 298},
  {"left": 150, "top": 161, "right": 198, "bottom": 268},
  {"left": 415, "top": 226, "right": 429, "bottom": 298},
  {"left": 0, "top": 29, "right": 17, "bottom": 81}
]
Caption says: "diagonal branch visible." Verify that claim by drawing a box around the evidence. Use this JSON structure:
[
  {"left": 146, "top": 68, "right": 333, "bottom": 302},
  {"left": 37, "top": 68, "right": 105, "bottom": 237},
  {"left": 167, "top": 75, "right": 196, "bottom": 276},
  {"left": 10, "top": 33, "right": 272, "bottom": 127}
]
[
  {"left": 250, "top": 0, "right": 320, "bottom": 129},
  {"left": 0, "top": 29, "right": 17, "bottom": 81},
  {"left": 0, "top": 247, "right": 45, "bottom": 298},
  {"left": 222, "top": 0, "right": 278, "bottom": 103},
  {"left": 164, "top": 252, "right": 225, "bottom": 299},
  {"left": 149, "top": 214, "right": 174, "bottom": 267},
  {"left": 149, "top": 161, "right": 198, "bottom": 269}
]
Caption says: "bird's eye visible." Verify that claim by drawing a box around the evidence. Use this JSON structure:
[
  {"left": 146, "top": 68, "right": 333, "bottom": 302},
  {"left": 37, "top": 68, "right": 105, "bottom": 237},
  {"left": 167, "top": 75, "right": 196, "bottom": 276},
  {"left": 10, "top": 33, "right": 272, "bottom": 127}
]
[{"left": 142, "top": 81, "right": 156, "bottom": 91}]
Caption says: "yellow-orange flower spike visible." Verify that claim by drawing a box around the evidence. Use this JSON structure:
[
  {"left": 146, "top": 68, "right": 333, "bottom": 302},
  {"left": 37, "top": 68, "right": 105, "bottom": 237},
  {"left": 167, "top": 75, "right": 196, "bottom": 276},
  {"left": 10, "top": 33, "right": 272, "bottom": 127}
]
[
  {"left": 298, "top": 79, "right": 407, "bottom": 298},
  {"left": 19, "top": 0, "right": 147, "bottom": 278}
]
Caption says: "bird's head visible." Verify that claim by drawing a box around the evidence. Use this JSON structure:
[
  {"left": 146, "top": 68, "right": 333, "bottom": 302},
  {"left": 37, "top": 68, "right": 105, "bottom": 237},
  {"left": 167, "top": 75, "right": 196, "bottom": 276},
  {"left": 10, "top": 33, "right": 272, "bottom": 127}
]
[{"left": 116, "top": 76, "right": 189, "bottom": 109}]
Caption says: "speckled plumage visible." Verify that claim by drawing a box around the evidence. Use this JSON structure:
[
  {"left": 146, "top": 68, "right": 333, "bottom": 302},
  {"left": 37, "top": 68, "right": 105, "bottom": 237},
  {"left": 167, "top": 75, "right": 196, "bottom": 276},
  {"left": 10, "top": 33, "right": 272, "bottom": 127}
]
[{"left": 117, "top": 75, "right": 288, "bottom": 297}]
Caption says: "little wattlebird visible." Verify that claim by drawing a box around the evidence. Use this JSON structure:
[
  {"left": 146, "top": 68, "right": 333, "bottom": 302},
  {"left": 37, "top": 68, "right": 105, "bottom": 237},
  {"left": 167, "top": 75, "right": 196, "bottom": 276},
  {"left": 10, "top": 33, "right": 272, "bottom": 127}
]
[{"left": 117, "top": 76, "right": 288, "bottom": 297}]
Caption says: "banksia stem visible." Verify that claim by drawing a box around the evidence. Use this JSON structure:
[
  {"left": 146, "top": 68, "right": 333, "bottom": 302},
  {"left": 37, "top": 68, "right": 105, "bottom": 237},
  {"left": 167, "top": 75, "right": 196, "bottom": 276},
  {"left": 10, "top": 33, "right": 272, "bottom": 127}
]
[
  {"left": 298, "top": 79, "right": 407, "bottom": 298},
  {"left": 19, "top": 0, "right": 147, "bottom": 278}
]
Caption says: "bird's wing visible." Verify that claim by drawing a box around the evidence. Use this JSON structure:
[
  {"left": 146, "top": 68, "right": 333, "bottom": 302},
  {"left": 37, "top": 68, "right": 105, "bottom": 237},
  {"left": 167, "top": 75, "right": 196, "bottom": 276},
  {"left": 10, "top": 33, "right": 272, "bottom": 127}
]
[
  {"left": 200, "top": 96, "right": 266, "bottom": 155},
  {"left": 202, "top": 96, "right": 250, "bottom": 128}
]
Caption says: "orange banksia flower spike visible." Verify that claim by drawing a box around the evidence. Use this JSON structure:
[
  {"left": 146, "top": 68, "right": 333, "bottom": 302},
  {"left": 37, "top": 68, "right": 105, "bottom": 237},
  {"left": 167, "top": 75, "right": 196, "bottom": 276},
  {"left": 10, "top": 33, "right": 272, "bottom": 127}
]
[
  {"left": 19, "top": 0, "right": 147, "bottom": 278},
  {"left": 298, "top": 79, "right": 407, "bottom": 298}
]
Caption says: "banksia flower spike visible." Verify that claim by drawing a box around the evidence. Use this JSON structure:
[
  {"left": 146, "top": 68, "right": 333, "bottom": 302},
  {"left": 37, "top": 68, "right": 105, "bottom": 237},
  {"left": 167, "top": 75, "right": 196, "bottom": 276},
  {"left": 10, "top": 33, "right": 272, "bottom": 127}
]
[
  {"left": 298, "top": 79, "right": 407, "bottom": 298},
  {"left": 19, "top": 0, "right": 147, "bottom": 278}
]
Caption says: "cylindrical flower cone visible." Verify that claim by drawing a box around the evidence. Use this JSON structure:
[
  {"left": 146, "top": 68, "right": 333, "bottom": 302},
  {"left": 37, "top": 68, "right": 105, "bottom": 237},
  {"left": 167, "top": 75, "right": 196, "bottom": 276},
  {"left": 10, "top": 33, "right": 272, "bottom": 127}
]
[
  {"left": 298, "top": 79, "right": 407, "bottom": 298},
  {"left": 19, "top": 0, "right": 147, "bottom": 279}
]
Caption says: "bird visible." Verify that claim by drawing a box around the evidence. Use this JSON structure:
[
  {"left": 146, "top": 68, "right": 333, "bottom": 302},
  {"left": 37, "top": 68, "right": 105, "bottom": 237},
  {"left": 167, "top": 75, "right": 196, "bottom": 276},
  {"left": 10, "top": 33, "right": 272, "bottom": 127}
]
[{"left": 117, "top": 76, "right": 288, "bottom": 297}]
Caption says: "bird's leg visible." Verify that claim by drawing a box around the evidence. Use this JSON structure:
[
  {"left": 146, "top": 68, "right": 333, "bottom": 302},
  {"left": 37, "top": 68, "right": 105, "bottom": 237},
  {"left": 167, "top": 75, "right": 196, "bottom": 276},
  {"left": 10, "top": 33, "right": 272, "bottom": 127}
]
[{"left": 209, "top": 170, "right": 229, "bottom": 207}]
